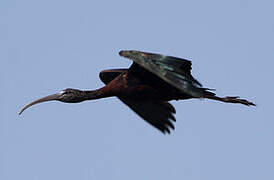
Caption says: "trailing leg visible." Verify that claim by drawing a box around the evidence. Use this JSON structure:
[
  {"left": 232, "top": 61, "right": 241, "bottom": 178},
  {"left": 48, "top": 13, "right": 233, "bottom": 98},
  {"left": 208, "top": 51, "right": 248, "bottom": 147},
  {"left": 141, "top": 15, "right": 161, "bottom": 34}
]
[{"left": 204, "top": 95, "right": 255, "bottom": 106}]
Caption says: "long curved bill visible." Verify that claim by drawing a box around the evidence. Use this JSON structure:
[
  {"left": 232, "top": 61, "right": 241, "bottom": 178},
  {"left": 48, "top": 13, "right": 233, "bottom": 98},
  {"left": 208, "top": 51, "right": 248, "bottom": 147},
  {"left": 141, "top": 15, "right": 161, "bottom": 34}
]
[{"left": 19, "top": 93, "right": 61, "bottom": 115}]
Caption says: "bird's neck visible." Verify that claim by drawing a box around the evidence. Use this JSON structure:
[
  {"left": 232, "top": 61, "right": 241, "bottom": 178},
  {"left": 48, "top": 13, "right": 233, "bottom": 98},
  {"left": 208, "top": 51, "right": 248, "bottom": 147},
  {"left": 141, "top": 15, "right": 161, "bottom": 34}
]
[{"left": 82, "top": 87, "right": 112, "bottom": 101}]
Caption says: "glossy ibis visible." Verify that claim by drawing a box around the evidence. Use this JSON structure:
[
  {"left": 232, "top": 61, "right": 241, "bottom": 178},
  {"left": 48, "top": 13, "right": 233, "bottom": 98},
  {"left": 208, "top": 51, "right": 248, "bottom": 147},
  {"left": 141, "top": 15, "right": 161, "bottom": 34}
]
[{"left": 19, "top": 50, "right": 255, "bottom": 134}]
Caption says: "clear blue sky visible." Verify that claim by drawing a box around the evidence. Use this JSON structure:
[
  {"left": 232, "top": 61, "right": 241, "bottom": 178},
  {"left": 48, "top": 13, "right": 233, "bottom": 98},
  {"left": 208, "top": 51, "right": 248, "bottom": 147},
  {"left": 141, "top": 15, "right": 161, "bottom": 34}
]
[{"left": 1, "top": 0, "right": 273, "bottom": 179}]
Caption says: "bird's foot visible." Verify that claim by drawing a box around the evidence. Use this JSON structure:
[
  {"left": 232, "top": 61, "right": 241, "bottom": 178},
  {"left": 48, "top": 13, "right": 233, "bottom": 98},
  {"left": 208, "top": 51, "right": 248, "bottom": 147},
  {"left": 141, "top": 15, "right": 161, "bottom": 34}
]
[{"left": 223, "top": 96, "right": 256, "bottom": 106}]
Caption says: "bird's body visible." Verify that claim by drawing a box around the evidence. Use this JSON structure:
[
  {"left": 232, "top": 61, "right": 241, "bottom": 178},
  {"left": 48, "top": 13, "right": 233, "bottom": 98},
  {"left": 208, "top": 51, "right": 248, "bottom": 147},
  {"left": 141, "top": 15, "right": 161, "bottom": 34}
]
[
  {"left": 19, "top": 50, "right": 255, "bottom": 134},
  {"left": 100, "top": 68, "right": 190, "bottom": 102}
]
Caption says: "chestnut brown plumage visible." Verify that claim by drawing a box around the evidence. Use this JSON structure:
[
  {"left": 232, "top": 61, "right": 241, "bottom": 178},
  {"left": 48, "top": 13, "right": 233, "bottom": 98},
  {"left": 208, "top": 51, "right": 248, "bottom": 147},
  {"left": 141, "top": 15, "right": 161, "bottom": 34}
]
[{"left": 19, "top": 50, "right": 255, "bottom": 134}]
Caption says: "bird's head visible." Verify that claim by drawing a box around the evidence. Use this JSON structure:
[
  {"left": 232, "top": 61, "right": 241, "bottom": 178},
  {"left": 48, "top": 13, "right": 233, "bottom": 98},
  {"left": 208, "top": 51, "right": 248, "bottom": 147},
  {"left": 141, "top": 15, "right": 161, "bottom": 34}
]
[
  {"left": 57, "top": 88, "right": 84, "bottom": 103},
  {"left": 19, "top": 88, "right": 84, "bottom": 115}
]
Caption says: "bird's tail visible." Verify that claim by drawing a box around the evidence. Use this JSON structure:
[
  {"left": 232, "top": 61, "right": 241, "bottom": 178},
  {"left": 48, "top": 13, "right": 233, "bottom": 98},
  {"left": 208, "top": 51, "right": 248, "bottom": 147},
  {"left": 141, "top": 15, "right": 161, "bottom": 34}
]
[{"left": 204, "top": 95, "right": 256, "bottom": 106}]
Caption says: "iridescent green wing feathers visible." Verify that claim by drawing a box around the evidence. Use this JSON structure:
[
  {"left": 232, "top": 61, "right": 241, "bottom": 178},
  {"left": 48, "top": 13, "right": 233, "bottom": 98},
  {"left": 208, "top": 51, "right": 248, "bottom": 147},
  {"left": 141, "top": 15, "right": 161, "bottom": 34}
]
[
  {"left": 154, "top": 55, "right": 202, "bottom": 86},
  {"left": 119, "top": 50, "right": 214, "bottom": 98}
]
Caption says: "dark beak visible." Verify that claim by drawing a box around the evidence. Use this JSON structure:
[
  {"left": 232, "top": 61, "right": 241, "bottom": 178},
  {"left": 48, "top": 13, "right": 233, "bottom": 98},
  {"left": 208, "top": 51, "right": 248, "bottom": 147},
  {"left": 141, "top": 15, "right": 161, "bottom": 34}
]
[{"left": 19, "top": 93, "right": 62, "bottom": 115}]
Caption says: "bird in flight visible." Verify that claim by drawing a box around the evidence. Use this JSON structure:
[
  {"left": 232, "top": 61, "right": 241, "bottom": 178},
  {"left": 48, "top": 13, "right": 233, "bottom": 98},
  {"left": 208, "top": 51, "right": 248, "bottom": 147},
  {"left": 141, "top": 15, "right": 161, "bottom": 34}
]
[{"left": 19, "top": 50, "right": 255, "bottom": 134}]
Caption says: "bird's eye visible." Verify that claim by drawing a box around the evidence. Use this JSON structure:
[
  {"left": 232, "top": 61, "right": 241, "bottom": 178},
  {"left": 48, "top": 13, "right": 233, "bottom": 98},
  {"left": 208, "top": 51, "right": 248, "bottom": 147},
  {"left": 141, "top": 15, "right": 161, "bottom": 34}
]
[{"left": 60, "top": 90, "right": 67, "bottom": 95}]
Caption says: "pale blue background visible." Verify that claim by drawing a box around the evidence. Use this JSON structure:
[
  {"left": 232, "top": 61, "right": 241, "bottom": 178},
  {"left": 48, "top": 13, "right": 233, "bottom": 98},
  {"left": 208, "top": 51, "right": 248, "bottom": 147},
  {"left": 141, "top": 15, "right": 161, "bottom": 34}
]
[{"left": 1, "top": 0, "right": 273, "bottom": 180}]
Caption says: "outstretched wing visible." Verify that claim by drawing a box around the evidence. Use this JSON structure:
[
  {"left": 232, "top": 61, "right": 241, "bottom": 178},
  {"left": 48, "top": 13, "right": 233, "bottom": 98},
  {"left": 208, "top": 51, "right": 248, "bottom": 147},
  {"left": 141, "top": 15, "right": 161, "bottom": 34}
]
[
  {"left": 118, "top": 99, "right": 176, "bottom": 134},
  {"left": 99, "top": 69, "right": 176, "bottom": 134},
  {"left": 119, "top": 50, "right": 214, "bottom": 97}
]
